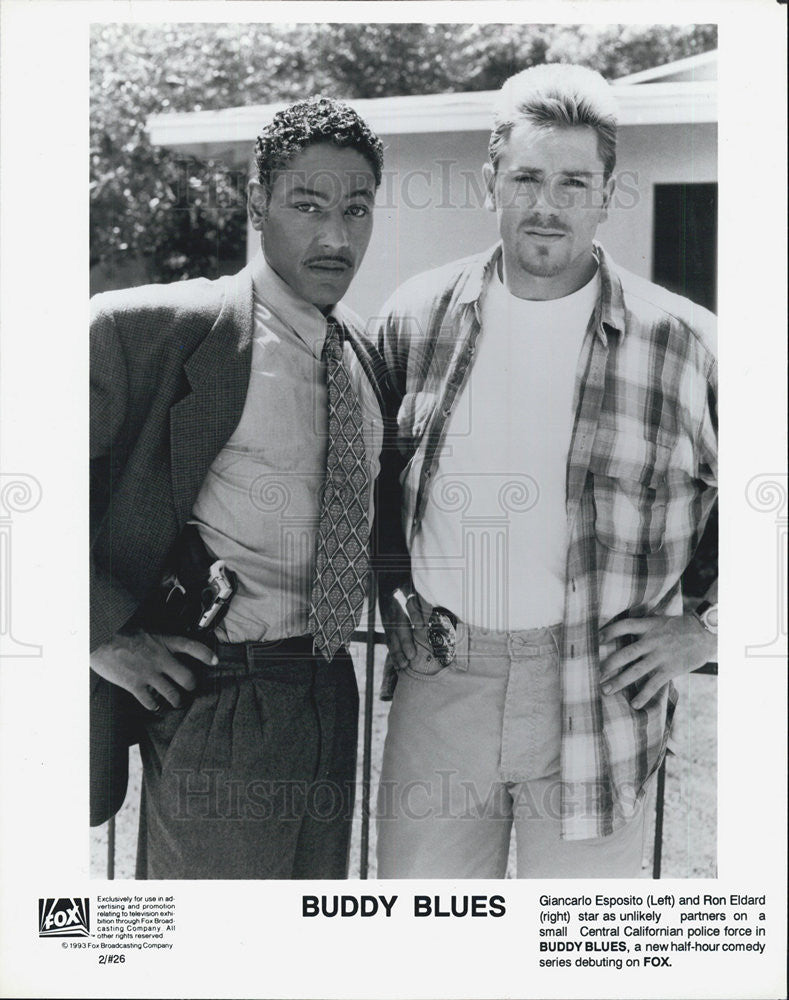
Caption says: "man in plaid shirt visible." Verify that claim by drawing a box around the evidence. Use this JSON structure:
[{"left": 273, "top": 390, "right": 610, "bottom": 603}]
[{"left": 374, "top": 64, "right": 717, "bottom": 878}]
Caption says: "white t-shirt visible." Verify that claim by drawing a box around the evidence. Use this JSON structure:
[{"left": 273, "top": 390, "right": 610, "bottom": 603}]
[{"left": 411, "top": 265, "right": 600, "bottom": 630}]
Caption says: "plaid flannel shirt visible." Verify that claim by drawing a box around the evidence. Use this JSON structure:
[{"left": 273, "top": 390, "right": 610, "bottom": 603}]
[{"left": 375, "top": 242, "right": 717, "bottom": 840}]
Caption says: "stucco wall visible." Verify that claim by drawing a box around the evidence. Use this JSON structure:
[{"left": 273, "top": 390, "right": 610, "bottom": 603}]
[
  {"left": 336, "top": 122, "right": 716, "bottom": 324},
  {"left": 603, "top": 122, "right": 717, "bottom": 282}
]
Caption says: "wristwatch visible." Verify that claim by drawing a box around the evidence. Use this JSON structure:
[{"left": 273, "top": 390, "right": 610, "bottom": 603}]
[{"left": 693, "top": 600, "right": 718, "bottom": 635}]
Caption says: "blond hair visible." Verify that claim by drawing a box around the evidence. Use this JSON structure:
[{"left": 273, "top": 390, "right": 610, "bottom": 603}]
[{"left": 489, "top": 64, "right": 618, "bottom": 179}]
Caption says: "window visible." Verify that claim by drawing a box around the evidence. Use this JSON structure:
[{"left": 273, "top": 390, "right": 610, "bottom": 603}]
[{"left": 653, "top": 183, "right": 717, "bottom": 313}]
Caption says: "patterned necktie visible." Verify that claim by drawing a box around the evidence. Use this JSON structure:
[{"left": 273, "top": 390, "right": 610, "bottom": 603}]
[{"left": 307, "top": 316, "right": 370, "bottom": 661}]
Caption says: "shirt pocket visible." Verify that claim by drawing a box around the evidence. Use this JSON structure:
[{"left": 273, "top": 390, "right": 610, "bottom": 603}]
[{"left": 589, "top": 428, "right": 672, "bottom": 555}]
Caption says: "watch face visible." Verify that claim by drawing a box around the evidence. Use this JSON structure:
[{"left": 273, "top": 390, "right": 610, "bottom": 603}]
[{"left": 698, "top": 604, "right": 718, "bottom": 634}]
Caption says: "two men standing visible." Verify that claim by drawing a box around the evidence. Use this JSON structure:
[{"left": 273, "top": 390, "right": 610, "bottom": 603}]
[{"left": 90, "top": 64, "right": 717, "bottom": 880}]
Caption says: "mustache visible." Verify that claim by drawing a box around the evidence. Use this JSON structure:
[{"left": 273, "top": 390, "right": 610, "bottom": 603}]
[
  {"left": 304, "top": 254, "right": 354, "bottom": 267},
  {"left": 520, "top": 217, "right": 569, "bottom": 232}
]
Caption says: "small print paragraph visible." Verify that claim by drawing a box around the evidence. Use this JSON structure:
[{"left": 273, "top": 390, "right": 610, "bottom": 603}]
[
  {"left": 92, "top": 895, "right": 175, "bottom": 951},
  {"left": 538, "top": 892, "right": 769, "bottom": 970}
]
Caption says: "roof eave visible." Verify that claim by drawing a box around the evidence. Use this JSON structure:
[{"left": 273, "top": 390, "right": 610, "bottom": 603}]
[{"left": 147, "top": 81, "right": 716, "bottom": 168}]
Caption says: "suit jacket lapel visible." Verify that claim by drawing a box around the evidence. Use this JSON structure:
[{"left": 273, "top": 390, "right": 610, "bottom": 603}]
[{"left": 170, "top": 266, "right": 254, "bottom": 529}]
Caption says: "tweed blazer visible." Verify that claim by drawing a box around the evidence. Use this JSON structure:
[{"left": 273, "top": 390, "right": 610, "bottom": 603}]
[{"left": 90, "top": 262, "right": 387, "bottom": 653}]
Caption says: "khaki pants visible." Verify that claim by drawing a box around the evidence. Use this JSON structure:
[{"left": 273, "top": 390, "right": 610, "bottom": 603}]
[{"left": 377, "top": 620, "right": 650, "bottom": 878}]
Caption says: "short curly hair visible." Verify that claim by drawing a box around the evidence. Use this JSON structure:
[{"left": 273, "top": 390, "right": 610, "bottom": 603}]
[{"left": 254, "top": 96, "right": 384, "bottom": 192}]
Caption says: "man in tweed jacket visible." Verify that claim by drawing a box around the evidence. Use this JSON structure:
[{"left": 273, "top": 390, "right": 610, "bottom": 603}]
[
  {"left": 375, "top": 65, "right": 718, "bottom": 878},
  {"left": 90, "top": 98, "right": 386, "bottom": 878}
]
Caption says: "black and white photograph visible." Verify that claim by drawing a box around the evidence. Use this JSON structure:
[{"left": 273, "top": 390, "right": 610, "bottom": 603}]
[
  {"left": 0, "top": 2, "right": 786, "bottom": 999},
  {"left": 88, "top": 18, "right": 720, "bottom": 884}
]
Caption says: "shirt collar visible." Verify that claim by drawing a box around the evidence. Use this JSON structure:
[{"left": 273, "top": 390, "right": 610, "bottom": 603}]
[
  {"left": 460, "top": 241, "right": 627, "bottom": 344},
  {"left": 250, "top": 251, "right": 332, "bottom": 355},
  {"left": 457, "top": 243, "right": 502, "bottom": 305},
  {"left": 592, "top": 243, "right": 627, "bottom": 341}
]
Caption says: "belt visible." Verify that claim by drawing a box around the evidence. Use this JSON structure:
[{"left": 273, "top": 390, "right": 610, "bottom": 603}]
[
  {"left": 210, "top": 633, "right": 316, "bottom": 658},
  {"left": 413, "top": 591, "right": 561, "bottom": 656},
  {"left": 203, "top": 634, "right": 339, "bottom": 680},
  {"left": 467, "top": 623, "right": 562, "bottom": 658}
]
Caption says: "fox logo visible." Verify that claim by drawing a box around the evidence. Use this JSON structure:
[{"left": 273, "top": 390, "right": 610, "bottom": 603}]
[{"left": 38, "top": 898, "right": 90, "bottom": 937}]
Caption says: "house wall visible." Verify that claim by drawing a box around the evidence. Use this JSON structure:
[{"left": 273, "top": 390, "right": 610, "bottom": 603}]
[
  {"left": 321, "top": 122, "right": 717, "bottom": 323},
  {"left": 603, "top": 122, "right": 717, "bottom": 285},
  {"left": 322, "top": 129, "right": 499, "bottom": 324}
]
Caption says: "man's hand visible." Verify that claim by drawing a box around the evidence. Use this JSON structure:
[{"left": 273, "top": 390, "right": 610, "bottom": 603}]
[
  {"left": 599, "top": 613, "right": 717, "bottom": 710},
  {"left": 90, "top": 631, "right": 217, "bottom": 711},
  {"left": 379, "top": 586, "right": 426, "bottom": 670}
]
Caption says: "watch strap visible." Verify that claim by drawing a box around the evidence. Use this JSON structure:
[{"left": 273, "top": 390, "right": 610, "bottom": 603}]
[{"left": 693, "top": 600, "right": 718, "bottom": 634}]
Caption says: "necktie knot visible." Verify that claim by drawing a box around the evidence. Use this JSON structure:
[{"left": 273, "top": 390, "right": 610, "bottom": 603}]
[{"left": 323, "top": 315, "right": 344, "bottom": 362}]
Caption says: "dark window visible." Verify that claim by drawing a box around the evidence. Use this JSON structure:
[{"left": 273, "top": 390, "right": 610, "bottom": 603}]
[
  {"left": 653, "top": 183, "right": 719, "bottom": 599},
  {"left": 653, "top": 183, "right": 717, "bottom": 313}
]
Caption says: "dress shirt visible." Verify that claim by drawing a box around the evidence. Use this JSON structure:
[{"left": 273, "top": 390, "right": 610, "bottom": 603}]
[{"left": 192, "top": 253, "right": 382, "bottom": 642}]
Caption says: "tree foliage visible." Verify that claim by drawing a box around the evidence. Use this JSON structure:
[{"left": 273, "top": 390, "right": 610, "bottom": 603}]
[
  {"left": 90, "top": 24, "right": 317, "bottom": 282},
  {"left": 91, "top": 22, "right": 717, "bottom": 285}
]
